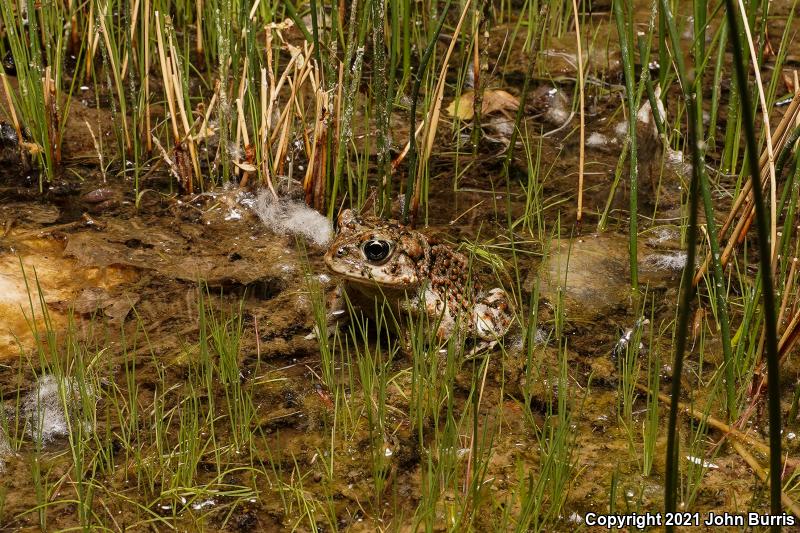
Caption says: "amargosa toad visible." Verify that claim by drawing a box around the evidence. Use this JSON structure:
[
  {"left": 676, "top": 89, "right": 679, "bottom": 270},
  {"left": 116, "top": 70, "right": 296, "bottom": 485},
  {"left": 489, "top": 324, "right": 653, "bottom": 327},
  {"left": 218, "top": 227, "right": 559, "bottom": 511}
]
[{"left": 324, "top": 208, "right": 514, "bottom": 353}]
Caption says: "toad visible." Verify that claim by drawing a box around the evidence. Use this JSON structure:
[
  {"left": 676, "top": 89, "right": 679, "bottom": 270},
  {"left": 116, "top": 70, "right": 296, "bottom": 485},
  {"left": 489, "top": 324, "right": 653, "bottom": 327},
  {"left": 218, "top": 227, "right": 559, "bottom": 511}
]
[{"left": 324, "top": 208, "right": 514, "bottom": 352}]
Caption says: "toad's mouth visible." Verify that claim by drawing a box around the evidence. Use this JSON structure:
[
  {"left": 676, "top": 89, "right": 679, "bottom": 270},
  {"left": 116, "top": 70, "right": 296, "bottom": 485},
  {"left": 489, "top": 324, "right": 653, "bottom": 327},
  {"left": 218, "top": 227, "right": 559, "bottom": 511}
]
[
  {"left": 331, "top": 272, "right": 419, "bottom": 289},
  {"left": 346, "top": 276, "right": 419, "bottom": 289},
  {"left": 325, "top": 262, "right": 419, "bottom": 290}
]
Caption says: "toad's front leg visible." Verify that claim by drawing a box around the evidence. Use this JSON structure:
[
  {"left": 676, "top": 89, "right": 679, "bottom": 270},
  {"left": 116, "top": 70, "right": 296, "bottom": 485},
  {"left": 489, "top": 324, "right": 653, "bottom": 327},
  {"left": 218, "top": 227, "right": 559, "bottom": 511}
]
[
  {"left": 398, "top": 287, "right": 457, "bottom": 356},
  {"left": 465, "top": 288, "right": 515, "bottom": 358}
]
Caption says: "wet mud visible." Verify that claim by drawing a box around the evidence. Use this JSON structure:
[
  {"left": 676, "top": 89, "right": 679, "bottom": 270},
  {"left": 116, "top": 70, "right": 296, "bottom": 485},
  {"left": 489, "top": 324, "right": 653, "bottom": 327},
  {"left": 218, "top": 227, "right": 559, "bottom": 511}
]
[{"left": 1, "top": 5, "right": 798, "bottom": 531}]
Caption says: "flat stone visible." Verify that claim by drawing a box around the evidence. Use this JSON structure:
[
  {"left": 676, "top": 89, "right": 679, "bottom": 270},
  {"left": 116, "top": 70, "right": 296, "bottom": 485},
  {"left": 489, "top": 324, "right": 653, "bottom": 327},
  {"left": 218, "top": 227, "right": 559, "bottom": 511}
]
[{"left": 526, "top": 233, "right": 680, "bottom": 320}]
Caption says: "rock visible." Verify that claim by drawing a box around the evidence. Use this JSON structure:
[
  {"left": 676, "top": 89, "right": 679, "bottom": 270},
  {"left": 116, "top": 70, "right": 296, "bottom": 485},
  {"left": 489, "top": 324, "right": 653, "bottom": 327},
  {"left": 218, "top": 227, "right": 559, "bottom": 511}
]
[{"left": 526, "top": 233, "right": 680, "bottom": 320}]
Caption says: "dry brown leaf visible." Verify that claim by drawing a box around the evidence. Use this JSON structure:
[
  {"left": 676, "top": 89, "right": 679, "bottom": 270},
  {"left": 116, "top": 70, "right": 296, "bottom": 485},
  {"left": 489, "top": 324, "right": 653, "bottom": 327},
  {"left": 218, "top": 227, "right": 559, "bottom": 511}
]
[
  {"left": 233, "top": 160, "right": 257, "bottom": 172},
  {"left": 446, "top": 89, "right": 520, "bottom": 120}
]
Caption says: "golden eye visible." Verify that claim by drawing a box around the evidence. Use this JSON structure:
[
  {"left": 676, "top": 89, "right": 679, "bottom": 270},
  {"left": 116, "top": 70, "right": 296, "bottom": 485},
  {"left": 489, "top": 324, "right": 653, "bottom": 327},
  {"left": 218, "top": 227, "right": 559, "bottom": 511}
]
[{"left": 362, "top": 240, "right": 391, "bottom": 263}]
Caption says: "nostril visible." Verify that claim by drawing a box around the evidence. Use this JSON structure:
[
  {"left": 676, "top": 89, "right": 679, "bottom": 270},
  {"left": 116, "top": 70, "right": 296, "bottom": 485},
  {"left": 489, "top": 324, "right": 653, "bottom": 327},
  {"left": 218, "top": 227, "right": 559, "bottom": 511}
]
[{"left": 337, "top": 248, "right": 345, "bottom": 257}]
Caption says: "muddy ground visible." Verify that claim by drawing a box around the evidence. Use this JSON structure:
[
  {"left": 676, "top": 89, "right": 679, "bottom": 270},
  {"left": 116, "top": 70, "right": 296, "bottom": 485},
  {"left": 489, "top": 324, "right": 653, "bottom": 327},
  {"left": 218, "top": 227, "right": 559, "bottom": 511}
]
[{"left": 1, "top": 6, "right": 800, "bottom": 532}]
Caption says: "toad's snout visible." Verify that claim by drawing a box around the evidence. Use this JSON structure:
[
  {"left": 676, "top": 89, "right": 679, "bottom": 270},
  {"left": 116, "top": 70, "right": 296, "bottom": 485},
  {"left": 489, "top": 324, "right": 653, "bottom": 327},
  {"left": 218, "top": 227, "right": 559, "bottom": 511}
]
[{"left": 324, "top": 246, "right": 349, "bottom": 274}]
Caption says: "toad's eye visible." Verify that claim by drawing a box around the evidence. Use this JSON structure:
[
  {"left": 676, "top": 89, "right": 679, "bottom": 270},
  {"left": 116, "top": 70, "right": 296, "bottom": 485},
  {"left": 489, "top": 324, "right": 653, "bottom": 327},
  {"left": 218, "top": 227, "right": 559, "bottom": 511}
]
[{"left": 362, "top": 240, "right": 391, "bottom": 263}]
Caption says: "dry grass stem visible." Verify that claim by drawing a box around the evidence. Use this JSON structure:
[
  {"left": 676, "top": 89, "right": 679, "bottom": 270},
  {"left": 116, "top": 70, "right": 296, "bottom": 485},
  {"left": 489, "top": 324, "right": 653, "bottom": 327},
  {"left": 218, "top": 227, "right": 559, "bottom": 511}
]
[
  {"left": 84, "top": 120, "right": 106, "bottom": 183},
  {"left": 1, "top": 72, "right": 23, "bottom": 141},
  {"left": 155, "top": 12, "right": 181, "bottom": 143},
  {"left": 119, "top": 0, "right": 141, "bottom": 80},
  {"left": 735, "top": 0, "right": 778, "bottom": 261},
  {"left": 693, "top": 93, "right": 800, "bottom": 287},
  {"left": 97, "top": 2, "right": 132, "bottom": 152},
  {"left": 572, "top": 0, "right": 585, "bottom": 224}
]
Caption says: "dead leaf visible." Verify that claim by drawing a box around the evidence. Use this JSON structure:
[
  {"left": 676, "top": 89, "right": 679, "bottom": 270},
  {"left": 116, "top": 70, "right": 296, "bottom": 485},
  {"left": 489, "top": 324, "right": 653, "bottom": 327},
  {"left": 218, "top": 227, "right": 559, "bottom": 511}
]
[
  {"left": 233, "top": 160, "right": 257, "bottom": 172},
  {"left": 446, "top": 89, "right": 520, "bottom": 120}
]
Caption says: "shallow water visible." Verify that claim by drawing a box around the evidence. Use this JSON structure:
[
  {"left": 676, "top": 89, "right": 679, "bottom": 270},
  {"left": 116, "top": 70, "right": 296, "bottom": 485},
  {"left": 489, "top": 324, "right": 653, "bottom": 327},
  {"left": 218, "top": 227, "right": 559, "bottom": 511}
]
[
  {"left": 0, "top": 164, "right": 753, "bottom": 531},
  {"left": 1, "top": 5, "right": 798, "bottom": 530}
]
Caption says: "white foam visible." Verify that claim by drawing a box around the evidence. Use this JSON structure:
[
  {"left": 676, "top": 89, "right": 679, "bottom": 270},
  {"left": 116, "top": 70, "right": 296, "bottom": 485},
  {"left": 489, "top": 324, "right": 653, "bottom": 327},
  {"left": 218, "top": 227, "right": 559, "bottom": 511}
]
[
  {"left": 644, "top": 252, "right": 688, "bottom": 271},
  {"left": 0, "top": 427, "right": 11, "bottom": 473},
  {"left": 586, "top": 132, "right": 613, "bottom": 148},
  {"left": 646, "top": 228, "right": 678, "bottom": 245},
  {"left": 250, "top": 190, "right": 333, "bottom": 247},
  {"left": 23, "top": 374, "right": 93, "bottom": 445},
  {"left": 665, "top": 146, "right": 692, "bottom": 177}
]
